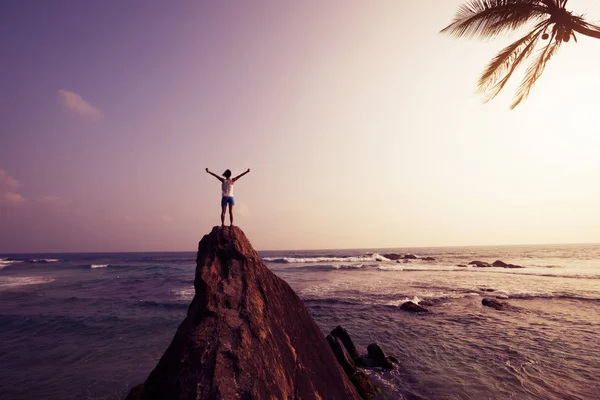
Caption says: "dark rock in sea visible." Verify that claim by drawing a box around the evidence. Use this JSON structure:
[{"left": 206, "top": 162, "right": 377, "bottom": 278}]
[
  {"left": 383, "top": 253, "right": 402, "bottom": 261},
  {"left": 400, "top": 301, "right": 429, "bottom": 313},
  {"left": 367, "top": 343, "right": 394, "bottom": 369},
  {"left": 456, "top": 264, "right": 468, "bottom": 268},
  {"left": 327, "top": 335, "right": 357, "bottom": 376},
  {"left": 421, "top": 257, "right": 436, "bottom": 261},
  {"left": 479, "top": 288, "right": 495, "bottom": 292},
  {"left": 492, "top": 260, "right": 508, "bottom": 268},
  {"left": 482, "top": 298, "right": 504, "bottom": 310},
  {"left": 350, "top": 370, "right": 377, "bottom": 400},
  {"left": 331, "top": 325, "right": 360, "bottom": 360},
  {"left": 388, "top": 355, "right": 400, "bottom": 364},
  {"left": 506, "top": 263, "right": 524, "bottom": 269},
  {"left": 128, "top": 226, "right": 360, "bottom": 400},
  {"left": 468, "top": 260, "right": 492, "bottom": 268},
  {"left": 403, "top": 254, "right": 418, "bottom": 260}
]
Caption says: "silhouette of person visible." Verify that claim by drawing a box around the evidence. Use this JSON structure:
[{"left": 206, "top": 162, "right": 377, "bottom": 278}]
[{"left": 206, "top": 168, "right": 250, "bottom": 226}]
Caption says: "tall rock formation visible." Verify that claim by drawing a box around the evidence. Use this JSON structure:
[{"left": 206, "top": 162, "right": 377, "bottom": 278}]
[{"left": 128, "top": 226, "right": 360, "bottom": 400}]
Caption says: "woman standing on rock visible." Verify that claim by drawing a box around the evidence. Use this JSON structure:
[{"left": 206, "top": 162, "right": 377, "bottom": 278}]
[{"left": 206, "top": 168, "right": 250, "bottom": 226}]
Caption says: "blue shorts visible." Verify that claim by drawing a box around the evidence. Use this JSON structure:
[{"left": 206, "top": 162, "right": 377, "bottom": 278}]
[{"left": 221, "top": 196, "right": 235, "bottom": 207}]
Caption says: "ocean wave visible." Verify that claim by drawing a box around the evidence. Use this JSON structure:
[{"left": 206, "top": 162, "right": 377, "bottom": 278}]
[
  {"left": 0, "top": 259, "right": 22, "bottom": 269},
  {"left": 135, "top": 299, "right": 189, "bottom": 310},
  {"left": 377, "top": 265, "right": 465, "bottom": 272},
  {"left": 0, "top": 276, "right": 55, "bottom": 289},
  {"left": 385, "top": 296, "right": 422, "bottom": 307},
  {"left": 172, "top": 287, "right": 195, "bottom": 301},
  {"left": 262, "top": 253, "right": 390, "bottom": 264},
  {"left": 91, "top": 264, "right": 109, "bottom": 269}
]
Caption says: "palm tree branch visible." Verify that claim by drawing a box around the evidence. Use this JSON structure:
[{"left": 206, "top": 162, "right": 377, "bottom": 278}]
[
  {"left": 440, "top": 0, "right": 549, "bottom": 39},
  {"left": 479, "top": 22, "right": 548, "bottom": 102},
  {"left": 511, "top": 30, "right": 562, "bottom": 108}
]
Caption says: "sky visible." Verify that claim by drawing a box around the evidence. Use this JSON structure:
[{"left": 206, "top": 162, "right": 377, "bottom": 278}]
[{"left": 2, "top": 0, "right": 600, "bottom": 253}]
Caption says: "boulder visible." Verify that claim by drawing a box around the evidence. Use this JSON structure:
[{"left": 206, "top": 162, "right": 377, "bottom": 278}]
[
  {"left": 456, "top": 264, "right": 468, "bottom": 268},
  {"left": 366, "top": 343, "right": 394, "bottom": 369},
  {"left": 400, "top": 301, "right": 429, "bottom": 313},
  {"left": 468, "top": 260, "right": 491, "bottom": 268},
  {"left": 331, "top": 325, "right": 360, "bottom": 360},
  {"left": 421, "top": 257, "right": 436, "bottom": 261},
  {"left": 382, "top": 253, "right": 402, "bottom": 261},
  {"left": 482, "top": 298, "right": 504, "bottom": 310},
  {"left": 403, "top": 254, "right": 418, "bottom": 260},
  {"left": 327, "top": 335, "right": 356, "bottom": 376},
  {"left": 491, "top": 260, "right": 508, "bottom": 268},
  {"left": 128, "top": 226, "right": 360, "bottom": 400}
]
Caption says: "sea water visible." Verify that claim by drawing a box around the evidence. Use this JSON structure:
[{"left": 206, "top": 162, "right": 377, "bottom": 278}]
[{"left": 1, "top": 243, "right": 599, "bottom": 399}]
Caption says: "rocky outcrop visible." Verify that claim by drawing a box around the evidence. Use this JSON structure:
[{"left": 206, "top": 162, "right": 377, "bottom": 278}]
[
  {"left": 469, "top": 260, "right": 524, "bottom": 269},
  {"left": 468, "top": 260, "right": 492, "bottom": 268},
  {"left": 482, "top": 298, "right": 504, "bottom": 310},
  {"left": 400, "top": 301, "right": 429, "bottom": 313},
  {"left": 128, "top": 226, "right": 360, "bottom": 400}
]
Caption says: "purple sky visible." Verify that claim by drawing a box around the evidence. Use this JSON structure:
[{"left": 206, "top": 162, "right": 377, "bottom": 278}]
[{"left": 2, "top": 1, "right": 600, "bottom": 253}]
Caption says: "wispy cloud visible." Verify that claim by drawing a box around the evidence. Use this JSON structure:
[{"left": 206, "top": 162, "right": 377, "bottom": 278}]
[
  {"left": 0, "top": 169, "right": 26, "bottom": 206},
  {"left": 58, "top": 89, "right": 103, "bottom": 121}
]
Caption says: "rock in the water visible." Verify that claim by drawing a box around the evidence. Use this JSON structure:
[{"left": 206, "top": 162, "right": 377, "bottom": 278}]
[
  {"left": 400, "top": 301, "right": 429, "bottom": 313},
  {"left": 491, "top": 260, "right": 508, "bottom": 268},
  {"left": 421, "top": 257, "right": 436, "bottom": 261},
  {"left": 468, "top": 260, "right": 491, "bottom": 268},
  {"left": 382, "top": 253, "right": 402, "bottom": 261},
  {"left": 327, "top": 335, "right": 357, "bottom": 376},
  {"left": 331, "top": 325, "right": 360, "bottom": 360},
  {"left": 129, "top": 226, "right": 360, "bottom": 400},
  {"left": 350, "top": 370, "right": 377, "bottom": 400},
  {"left": 366, "top": 343, "right": 394, "bottom": 369},
  {"left": 506, "top": 263, "right": 524, "bottom": 269},
  {"left": 482, "top": 298, "right": 504, "bottom": 310},
  {"left": 456, "top": 264, "right": 468, "bottom": 268},
  {"left": 403, "top": 254, "right": 418, "bottom": 260},
  {"left": 479, "top": 288, "right": 495, "bottom": 292},
  {"left": 388, "top": 355, "right": 400, "bottom": 364}
]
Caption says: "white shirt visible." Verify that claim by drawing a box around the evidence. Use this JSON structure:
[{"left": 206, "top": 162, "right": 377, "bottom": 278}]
[{"left": 221, "top": 178, "right": 234, "bottom": 197}]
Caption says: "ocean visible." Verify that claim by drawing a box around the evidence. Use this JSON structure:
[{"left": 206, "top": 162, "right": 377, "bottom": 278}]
[{"left": 1, "top": 242, "right": 599, "bottom": 400}]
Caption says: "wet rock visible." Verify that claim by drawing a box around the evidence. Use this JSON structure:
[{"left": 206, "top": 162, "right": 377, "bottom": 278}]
[
  {"left": 403, "top": 254, "right": 418, "bottom": 260},
  {"left": 327, "top": 335, "right": 357, "bottom": 376},
  {"left": 349, "top": 370, "right": 377, "bottom": 400},
  {"left": 331, "top": 325, "right": 360, "bottom": 360},
  {"left": 456, "top": 264, "right": 468, "bottom": 268},
  {"left": 367, "top": 343, "right": 394, "bottom": 369},
  {"left": 400, "top": 301, "right": 429, "bottom": 313},
  {"left": 506, "top": 263, "right": 524, "bottom": 269},
  {"left": 421, "top": 257, "right": 436, "bottom": 261},
  {"left": 468, "top": 260, "right": 492, "bottom": 268},
  {"left": 479, "top": 288, "right": 495, "bottom": 292},
  {"left": 482, "top": 298, "right": 504, "bottom": 310},
  {"left": 492, "top": 260, "right": 508, "bottom": 268},
  {"left": 383, "top": 253, "right": 402, "bottom": 261}
]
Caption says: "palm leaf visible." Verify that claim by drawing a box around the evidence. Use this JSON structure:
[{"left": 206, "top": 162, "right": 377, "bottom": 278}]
[
  {"left": 478, "top": 21, "right": 548, "bottom": 101},
  {"left": 441, "top": 0, "right": 548, "bottom": 40},
  {"left": 511, "top": 31, "right": 562, "bottom": 108}
]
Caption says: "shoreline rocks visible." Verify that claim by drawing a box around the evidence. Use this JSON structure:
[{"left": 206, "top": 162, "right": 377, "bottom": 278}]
[{"left": 469, "top": 259, "right": 524, "bottom": 269}]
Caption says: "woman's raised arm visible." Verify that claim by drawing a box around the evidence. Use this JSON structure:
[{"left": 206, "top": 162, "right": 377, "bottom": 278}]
[
  {"left": 206, "top": 168, "right": 224, "bottom": 182},
  {"left": 233, "top": 168, "right": 250, "bottom": 182}
]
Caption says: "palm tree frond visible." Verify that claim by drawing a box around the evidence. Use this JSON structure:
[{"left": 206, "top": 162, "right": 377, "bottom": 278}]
[
  {"left": 440, "top": 0, "right": 548, "bottom": 40},
  {"left": 511, "top": 32, "right": 562, "bottom": 108},
  {"left": 478, "top": 23, "right": 547, "bottom": 102}
]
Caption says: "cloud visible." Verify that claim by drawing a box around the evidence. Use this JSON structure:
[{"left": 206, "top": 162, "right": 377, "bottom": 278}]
[
  {"left": 58, "top": 89, "right": 103, "bottom": 120},
  {"left": 0, "top": 169, "right": 26, "bottom": 207}
]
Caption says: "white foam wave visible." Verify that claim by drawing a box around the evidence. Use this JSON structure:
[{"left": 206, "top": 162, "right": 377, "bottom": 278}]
[
  {"left": 29, "top": 259, "right": 60, "bottom": 263},
  {"left": 0, "top": 259, "right": 21, "bottom": 269},
  {"left": 91, "top": 264, "right": 108, "bottom": 269},
  {"left": 263, "top": 253, "right": 390, "bottom": 264},
  {"left": 0, "top": 276, "right": 55, "bottom": 289},
  {"left": 173, "top": 287, "right": 194, "bottom": 301}
]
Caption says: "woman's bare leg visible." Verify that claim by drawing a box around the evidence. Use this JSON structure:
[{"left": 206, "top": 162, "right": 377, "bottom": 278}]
[
  {"left": 221, "top": 206, "right": 226, "bottom": 226},
  {"left": 229, "top": 204, "right": 234, "bottom": 226}
]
